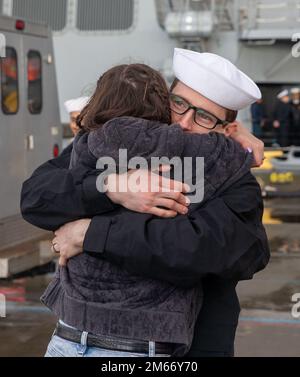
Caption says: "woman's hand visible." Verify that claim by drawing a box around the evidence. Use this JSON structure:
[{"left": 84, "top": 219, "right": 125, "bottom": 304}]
[
  {"left": 106, "top": 169, "right": 190, "bottom": 218},
  {"left": 225, "top": 121, "right": 265, "bottom": 167},
  {"left": 52, "top": 219, "right": 91, "bottom": 266}
]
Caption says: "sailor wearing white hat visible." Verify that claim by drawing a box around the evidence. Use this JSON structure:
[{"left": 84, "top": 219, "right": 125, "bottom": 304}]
[
  {"left": 290, "top": 88, "right": 300, "bottom": 144},
  {"left": 166, "top": 48, "right": 267, "bottom": 357},
  {"left": 170, "top": 48, "right": 264, "bottom": 166},
  {"left": 290, "top": 87, "right": 300, "bottom": 94},
  {"left": 273, "top": 89, "right": 291, "bottom": 146},
  {"left": 64, "top": 96, "right": 90, "bottom": 136},
  {"left": 290, "top": 87, "right": 300, "bottom": 106},
  {"left": 277, "top": 89, "right": 289, "bottom": 100}
]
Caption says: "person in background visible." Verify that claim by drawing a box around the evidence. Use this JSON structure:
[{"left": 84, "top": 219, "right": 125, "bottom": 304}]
[
  {"left": 251, "top": 98, "right": 266, "bottom": 138},
  {"left": 290, "top": 88, "right": 300, "bottom": 146},
  {"left": 273, "top": 89, "right": 291, "bottom": 147},
  {"left": 64, "top": 96, "right": 90, "bottom": 136}
]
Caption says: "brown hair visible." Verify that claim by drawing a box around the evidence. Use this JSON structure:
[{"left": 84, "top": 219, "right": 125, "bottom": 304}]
[
  {"left": 170, "top": 78, "right": 238, "bottom": 123},
  {"left": 77, "top": 64, "right": 171, "bottom": 131}
]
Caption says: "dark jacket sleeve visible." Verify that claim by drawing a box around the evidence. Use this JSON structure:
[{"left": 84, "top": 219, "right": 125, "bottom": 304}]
[
  {"left": 83, "top": 171, "right": 270, "bottom": 287},
  {"left": 20, "top": 144, "right": 116, "bottom": 231}
]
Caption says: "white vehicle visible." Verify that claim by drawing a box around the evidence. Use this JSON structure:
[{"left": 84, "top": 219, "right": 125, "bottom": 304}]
[{"left": 0, "top": 15, "right": 61, "bottom": 251}]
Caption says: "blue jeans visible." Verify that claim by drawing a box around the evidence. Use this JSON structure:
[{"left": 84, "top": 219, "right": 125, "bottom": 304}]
[{"left": 45, "top": 321, "right": 171, "bottom": 357}]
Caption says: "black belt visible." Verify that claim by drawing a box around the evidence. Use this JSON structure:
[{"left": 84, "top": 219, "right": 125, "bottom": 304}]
[{"left": 54, "top": 322, "right": 174, "bottom": 356}]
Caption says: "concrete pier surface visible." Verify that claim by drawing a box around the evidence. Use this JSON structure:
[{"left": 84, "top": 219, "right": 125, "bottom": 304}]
[
  {"left": 236, "top": 252, "right": 300, "bottom": 357},
  {"left": 0, "top": 232, "right": 300, "bottom": 357}
]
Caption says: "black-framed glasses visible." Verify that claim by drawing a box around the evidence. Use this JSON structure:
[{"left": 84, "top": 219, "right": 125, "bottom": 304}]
[{"left": 169, "top": 93, "right": 229, "bottom": 130}]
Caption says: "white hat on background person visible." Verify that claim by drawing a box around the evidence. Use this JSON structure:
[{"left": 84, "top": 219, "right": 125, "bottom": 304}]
[
  {"left": 277, "top": 89, "right": 289, "bottom": 99},
  {"left": 290, "top": 87, "right": 300, "bottom": 94},
  {"left": 64, "top": 96, "right": 90, "bottom": 114},
  {"left": 172, "top": 48, "right": 261, "bottom": 111}
]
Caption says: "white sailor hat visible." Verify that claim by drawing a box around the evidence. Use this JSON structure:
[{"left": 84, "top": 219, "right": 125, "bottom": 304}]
[
  {"left": 277, "top": 89, "right": 289, "bottom": 99},
  {"left": 173, "top": 48, "right": 261, "bottom": 111},
  {"left": 64, "top": 96, "right": 90, "bottom": 114}
]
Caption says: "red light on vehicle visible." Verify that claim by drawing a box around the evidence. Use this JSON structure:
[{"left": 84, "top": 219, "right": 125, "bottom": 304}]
[
  {"left": 15, "top": 20, "right": 25, "bottom": 31},
  {"left": 53, "top": 144, "right": 59, "bottom": 158}
]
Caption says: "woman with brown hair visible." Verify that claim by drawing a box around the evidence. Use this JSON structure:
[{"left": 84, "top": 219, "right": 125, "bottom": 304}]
[{"left": 38, "top": 61, "right": 255, "bottom": 358}]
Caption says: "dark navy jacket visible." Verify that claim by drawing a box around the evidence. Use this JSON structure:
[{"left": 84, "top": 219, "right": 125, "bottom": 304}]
[
  {"left": 20, "top": 143, "right": 270, "bottom": 356},
  {"left": 251, "top": 102, "right": 265, "bottom": 123}
]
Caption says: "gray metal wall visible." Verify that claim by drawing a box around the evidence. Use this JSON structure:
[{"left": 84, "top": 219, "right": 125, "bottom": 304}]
[
  {"left": 10, "top": 0, "right": 135, "bottom": 32},
  {"left": 240, "top": 0, "right": 300, "bottom": 37},
  {"left": 12, "top": 0, "right": 67, "bottom": 31},
  {"left": 77, "top": 0, "right": 134, "bottom": 31},
  {"left": 236, "top": 43, "right": 300, "bottom": 84}
]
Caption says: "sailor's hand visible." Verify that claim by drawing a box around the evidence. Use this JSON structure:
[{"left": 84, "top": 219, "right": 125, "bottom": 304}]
[
  {"left": 52, "top": 219, "right": 91, "bottom": 266},
  {"left": 106, "top": 169, "right": 190, "bottom": 218},
  {"left": 273, "top": 120, "right": 280, "bottom": 129},
  {"left": 226, "top": 121, "right": 265, "bottom": 167}
]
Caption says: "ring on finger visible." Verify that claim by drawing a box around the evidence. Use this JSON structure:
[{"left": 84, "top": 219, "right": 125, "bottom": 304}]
[{"left": 51, "top": 242, "right": 60, "bottom": 254}]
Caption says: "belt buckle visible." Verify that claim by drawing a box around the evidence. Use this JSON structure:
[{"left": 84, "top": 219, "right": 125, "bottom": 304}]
[{"left": 149, "top": 341, "right": 156, "bottom": 357}]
